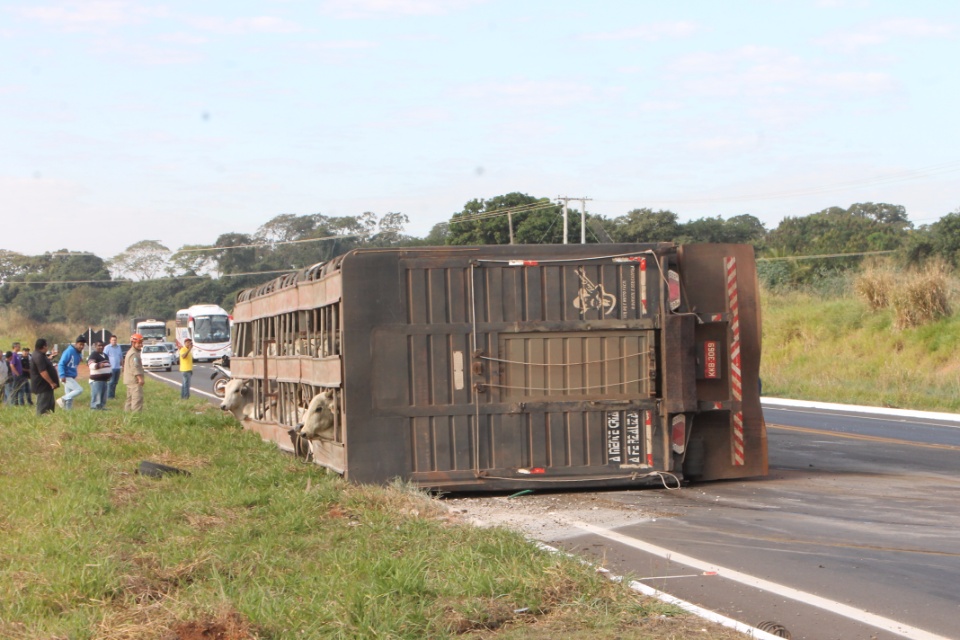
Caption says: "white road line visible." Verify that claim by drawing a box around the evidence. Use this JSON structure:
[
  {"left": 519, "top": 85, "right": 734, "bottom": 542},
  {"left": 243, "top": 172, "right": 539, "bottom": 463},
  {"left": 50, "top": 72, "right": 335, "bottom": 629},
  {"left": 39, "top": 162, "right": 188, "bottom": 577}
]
[
  {"left": 532, "top": 541, "right": 784, "bottom": 640},
  {"left": 565, "top": 519, "right": 951, "bottom": 640},
  {"left": 146, "top": 370, "right": 219, "bottom": 400},
  {"left": 762, "top": 397, "right": 960, "bottom": 425}
]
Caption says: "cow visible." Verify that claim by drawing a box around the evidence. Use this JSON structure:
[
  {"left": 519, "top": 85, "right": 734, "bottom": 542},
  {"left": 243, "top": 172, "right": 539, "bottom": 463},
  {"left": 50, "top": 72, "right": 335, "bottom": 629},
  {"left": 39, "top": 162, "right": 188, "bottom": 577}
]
[
  {"left": 220, "top": 378, "right": 254, "bottom": 421},
  {"left": 299, "top": 388, "right": 338, "bottom": 441},
  {"left": 220, "top": 377, "right": 281, "bottom": 422}
]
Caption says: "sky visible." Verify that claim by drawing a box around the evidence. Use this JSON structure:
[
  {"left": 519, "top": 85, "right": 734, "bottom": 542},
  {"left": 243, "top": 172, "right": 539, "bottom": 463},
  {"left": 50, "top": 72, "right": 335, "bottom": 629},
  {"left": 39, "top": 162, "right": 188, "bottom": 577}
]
[{"left": 2, "top": 0, "right": 959, "bottom": 260}]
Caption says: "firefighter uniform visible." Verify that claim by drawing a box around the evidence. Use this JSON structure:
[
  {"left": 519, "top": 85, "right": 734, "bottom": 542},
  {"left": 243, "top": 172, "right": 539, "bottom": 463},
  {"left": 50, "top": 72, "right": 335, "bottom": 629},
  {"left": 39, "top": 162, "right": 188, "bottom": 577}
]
[{"left": 123, "top": 334, "right": 146, "bottom": 412}]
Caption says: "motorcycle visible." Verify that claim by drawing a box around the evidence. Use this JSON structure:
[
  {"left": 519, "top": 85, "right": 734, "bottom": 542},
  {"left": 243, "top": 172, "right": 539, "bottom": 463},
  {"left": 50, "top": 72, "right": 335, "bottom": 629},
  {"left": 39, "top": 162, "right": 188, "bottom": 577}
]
[{"left": 210, "top": 356, "right": 232, "bottom": 398}]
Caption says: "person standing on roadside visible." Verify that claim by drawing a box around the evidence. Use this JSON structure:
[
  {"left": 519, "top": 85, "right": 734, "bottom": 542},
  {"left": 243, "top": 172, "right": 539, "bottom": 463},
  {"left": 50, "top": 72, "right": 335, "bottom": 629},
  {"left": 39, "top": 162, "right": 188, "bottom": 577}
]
[
  {"left": 57, "top": 335, "right": 87, "bottom": 410},
  {"left": 178, "top": 338, "right": 194, "bottom": 399},
  {"left": 123, "top": 333, "right": 145, "bottom": 412},
  {"left": 31, "top": 339, "right": 60, "bottom": 416},
  {"left": 103, "top": 335, "right": 123, "bottom": 400},
  {"left": 6, "top": 343, "right": 24, "bottom": 405},
  {"left": 19, "top": 346, "right": 33, "bottom": 406},
  {"left": 87, "top": 341, "right": 112, "bottom": 410},
  {"left": 0, "top": 352, "right": 10, "bottom": 405}
]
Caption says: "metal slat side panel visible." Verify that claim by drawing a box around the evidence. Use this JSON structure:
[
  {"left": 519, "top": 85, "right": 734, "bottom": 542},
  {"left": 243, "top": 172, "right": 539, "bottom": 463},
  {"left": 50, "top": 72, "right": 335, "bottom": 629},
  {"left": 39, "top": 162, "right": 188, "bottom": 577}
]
[
  {"left": 498, "top": 333, "right": 650, "bottom": 400},
  {"left": 404, "top": 264, "right": 475, "bottom": 475}
]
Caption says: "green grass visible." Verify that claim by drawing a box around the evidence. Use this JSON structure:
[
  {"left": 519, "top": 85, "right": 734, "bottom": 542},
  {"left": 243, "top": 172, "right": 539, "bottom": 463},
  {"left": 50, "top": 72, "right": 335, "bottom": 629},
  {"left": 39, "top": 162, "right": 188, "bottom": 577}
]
[
  {"left": 761, "top": 288, "right": 960, "bottom": 411},
  {"left": 1, "top": 381, "right": 737, "bottom": 640}
]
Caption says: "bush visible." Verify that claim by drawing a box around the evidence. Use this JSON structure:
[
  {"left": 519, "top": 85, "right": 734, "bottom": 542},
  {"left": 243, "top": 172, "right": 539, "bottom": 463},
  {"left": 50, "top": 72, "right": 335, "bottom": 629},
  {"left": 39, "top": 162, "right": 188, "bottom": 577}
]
[
  {"left": 891, "top": 262, "right": 952, "bottom": 330},
  {"left": 854, "top": 268, "right": 894, "bottom": 310}
]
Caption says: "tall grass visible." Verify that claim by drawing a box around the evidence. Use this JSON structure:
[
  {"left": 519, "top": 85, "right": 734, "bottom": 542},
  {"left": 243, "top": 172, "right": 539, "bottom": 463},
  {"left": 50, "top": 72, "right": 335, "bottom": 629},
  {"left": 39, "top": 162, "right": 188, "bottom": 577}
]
[
  {"left": 854, "top": 260, "right": 952, "bottom": 329},
  {"left": 762, "top": 267, "right": 960, "bottom": 411},
  {"left": 890, "top": 261, "right": 952, "bottom": 330},
  {"left": 0, "top": 382, "right": 736, "bottom": 640}
]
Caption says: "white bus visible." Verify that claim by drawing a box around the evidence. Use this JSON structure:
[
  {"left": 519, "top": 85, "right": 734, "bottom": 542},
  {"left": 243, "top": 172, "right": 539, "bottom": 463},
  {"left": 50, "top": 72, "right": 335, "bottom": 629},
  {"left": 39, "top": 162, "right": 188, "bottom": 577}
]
[{"left": 175, "top": 304, "right": 233, "bottom": 361}]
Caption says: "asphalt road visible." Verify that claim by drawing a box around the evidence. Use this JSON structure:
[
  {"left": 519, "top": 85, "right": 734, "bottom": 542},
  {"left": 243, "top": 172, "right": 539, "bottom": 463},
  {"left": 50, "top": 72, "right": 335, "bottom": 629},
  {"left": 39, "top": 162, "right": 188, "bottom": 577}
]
[
  {"left": 147, "top": 362, "right": 222, "bottom": 401},
  {"left": 532, "top": 404, "right": 960, "bottom": 640}
]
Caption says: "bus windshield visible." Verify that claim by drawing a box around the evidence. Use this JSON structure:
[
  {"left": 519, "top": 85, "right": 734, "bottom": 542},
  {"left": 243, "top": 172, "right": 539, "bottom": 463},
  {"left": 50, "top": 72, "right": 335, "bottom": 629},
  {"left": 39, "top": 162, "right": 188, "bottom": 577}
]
[
  {"left": 193, "top": 315, "right": 231, "bottom": 344},
  {"left": 139, "top": 326, "right": 166, "bottom": 341}
]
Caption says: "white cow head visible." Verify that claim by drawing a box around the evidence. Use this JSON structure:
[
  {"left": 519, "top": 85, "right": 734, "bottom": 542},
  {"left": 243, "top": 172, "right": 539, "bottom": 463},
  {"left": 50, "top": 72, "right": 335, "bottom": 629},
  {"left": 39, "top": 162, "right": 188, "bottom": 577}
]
[
  {"left": 220, "top": 378, "right": 253, "bottom": 420},
  {"left": 300, "top": 388, "right": 338, "bottom": 441}
]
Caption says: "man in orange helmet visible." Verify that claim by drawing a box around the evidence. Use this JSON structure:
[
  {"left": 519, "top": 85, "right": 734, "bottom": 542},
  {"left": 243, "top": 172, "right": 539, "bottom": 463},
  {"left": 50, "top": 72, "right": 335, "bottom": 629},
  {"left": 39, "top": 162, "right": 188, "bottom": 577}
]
[{"left": 123, "top": 333, "right": 146, "bottom": 412}]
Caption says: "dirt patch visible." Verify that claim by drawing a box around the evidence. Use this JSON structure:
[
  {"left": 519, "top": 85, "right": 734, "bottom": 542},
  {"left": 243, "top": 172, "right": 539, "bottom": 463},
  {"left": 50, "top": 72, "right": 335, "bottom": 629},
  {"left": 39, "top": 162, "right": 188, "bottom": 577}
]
[
  {"left": 170, "top": 611, "right": 256, "bottom": 640},
  {"left": 445, "top": 491, "right": 664, "bottom": 540}
]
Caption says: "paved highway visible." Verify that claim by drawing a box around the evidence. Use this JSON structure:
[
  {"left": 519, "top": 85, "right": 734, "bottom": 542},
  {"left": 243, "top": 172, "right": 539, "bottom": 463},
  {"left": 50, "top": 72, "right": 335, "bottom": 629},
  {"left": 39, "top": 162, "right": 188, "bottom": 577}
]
[
  {"left": 518, "top": 402, "right": 960, "bottom": 640},
  {"left": 148, "top": 362, "right": 222, "bottom": 400}
]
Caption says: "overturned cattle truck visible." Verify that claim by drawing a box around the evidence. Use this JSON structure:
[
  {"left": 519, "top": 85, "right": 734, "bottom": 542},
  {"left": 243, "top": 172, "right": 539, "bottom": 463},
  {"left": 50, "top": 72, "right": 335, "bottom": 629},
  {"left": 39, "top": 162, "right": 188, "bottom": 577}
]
[{"left": 229, "top": 243, "right": 766, "bottom": 490}]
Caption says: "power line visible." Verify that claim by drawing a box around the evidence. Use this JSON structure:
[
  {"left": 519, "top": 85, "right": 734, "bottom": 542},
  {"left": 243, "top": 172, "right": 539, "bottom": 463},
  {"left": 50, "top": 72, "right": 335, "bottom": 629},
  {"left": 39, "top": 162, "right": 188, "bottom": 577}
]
[
  {"left": 0, "top": 233, "right": 360, "bottom": 261},
  {"left": 0, "top": 269, "right": 296, "bottom": 286},
  {"left": 173, "top": 233, "right": 359, "bottom": 253},
  {"left": 757, "top": 250, "right": 897, "bottom": 262},
  {"left": 449, "top": 200, "right": 555, "bottom": 224}
]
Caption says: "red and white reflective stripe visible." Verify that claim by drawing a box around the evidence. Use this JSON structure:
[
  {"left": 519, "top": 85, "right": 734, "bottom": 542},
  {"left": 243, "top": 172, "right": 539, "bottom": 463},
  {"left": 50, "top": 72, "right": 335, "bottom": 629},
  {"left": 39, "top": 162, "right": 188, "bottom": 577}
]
[
  {"left": 640, "top": 258, "right": 647, "bottom": 315},
  {"left": 732, "top": 411, "right": 745, "bottom": 466},
  {"left": 645, "top": 410, "right": 654, "bottom": 467},
  {"left": 725, "top": 257, "right": 741, "bottom": 402},
  {"left": 508, "top": 260, "right": 539, "bottom": 266},
  {"left": 711, "top": 313, "right": 723, "bottom": 322},
  {"left": 725, "top": 256, "right": 744, "bottom": 467}
]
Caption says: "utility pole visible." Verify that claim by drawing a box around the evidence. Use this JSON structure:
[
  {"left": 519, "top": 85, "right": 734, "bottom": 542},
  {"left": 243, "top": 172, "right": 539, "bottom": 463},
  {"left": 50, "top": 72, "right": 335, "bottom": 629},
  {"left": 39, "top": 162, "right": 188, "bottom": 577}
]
[
  {"left": 557, "top": 196, "right": 569, "bottom": 244},
  {"left": 557, "top": 196, "right": 592, "bottom": 244},
  {"left": 580, "top": 197, "right": 592, "bottom": 244}
]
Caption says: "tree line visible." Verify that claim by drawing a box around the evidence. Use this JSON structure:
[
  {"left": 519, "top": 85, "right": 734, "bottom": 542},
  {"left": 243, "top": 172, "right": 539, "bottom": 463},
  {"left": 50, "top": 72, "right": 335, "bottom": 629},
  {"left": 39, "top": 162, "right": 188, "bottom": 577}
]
[{"left": 2, "top": 194, "right": 959, "bottom": 329}]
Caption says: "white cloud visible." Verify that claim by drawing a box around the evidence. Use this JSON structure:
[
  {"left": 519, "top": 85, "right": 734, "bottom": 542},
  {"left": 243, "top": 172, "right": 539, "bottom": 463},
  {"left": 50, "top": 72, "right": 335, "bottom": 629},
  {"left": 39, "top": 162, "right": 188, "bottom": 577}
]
[
  {"left": 320, "top": 0, "right": 484, "bottom": 19},
  {"left": 300, "top": 39, "right": 378, "bottom": 51},
  {"left": 89, "top": 36, "right": 204, "bottom": 65},
  {"left": 455, "top": 80, "right": 606, "bottom": 108},
  {"left": 668, "top": 46, "right": 896, "bottom": 100},
  {"left": 16, "top": 1, "right": 167, "bottom": 32},
  {"left": 815, "top": 0, "right": 871, "bottom": 8},
  {"left": 185, "top": 15, "right": 303, "bottom": 35},
  {"left": 817, "top": 17, "right": 956, "bottom": 52},
  {"left": 580, "top": 21, "right": 703, "bottom": 42},
  {"left": 815, "top": 71, "right": 896, "bottom": 92},
  {"left": 688, "top": 135, "right": 764, "bottom": 153}
]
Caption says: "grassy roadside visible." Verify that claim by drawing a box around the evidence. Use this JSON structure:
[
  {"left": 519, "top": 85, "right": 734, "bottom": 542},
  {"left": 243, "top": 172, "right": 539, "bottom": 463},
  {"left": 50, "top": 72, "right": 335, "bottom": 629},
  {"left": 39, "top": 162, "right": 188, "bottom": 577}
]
[
  {"left": 760, "top": 288, "right": 960, "bottom": 412},
  {"left": 0, "top": 380, "right": 748, "bottom": 640}
]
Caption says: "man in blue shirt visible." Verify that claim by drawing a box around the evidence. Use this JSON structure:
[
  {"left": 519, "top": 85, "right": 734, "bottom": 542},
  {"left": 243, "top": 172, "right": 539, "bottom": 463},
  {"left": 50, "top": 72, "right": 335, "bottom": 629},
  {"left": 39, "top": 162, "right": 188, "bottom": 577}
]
[
  {"left": 103, "top": 335, "right": 124, "bottom": 400},
  {"left": 57, "top": 335, "right": 87, "bottom": 410}
]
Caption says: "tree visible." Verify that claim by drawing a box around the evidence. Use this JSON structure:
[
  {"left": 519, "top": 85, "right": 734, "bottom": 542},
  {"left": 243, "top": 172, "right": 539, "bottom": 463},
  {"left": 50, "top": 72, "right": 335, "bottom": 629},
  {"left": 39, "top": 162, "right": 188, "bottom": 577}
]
[
  {"left": 255, "top": 213, "right": 329, "bottom": 245},
  {"left": 903, "top": 210, "right": 960, "bottom": 267},
  {"left": 606, "top": 209, "right": 680, "bottom": 243},
  {"left": 369, "top": 212, "right": 410, "bottom": 246},
  {"left": 767, "top": 203, "right": 912, "bottom": 256},
  {"left": 0, "top": 250, "right": 35, "bottom": 285},
  {"left": 720, "top": 214, "right": 767, "bottom": 246},
  {"left": 447, "top": 193, "right": 560, "bottom": 245},
  {"left": 212, "top": 233, "right": 257, "bottom": 276},
  {"left": 110, "top": 240, "right": 171, "bottom": 281},
  {"left": 169, "top": 245, "right": 217, "bottom": 277},
  {"left": 424, "top": 222, "right": 450, "bottom": 245},
  {"left": 678, "top": 214, "right": 767, "bottom": 248}
]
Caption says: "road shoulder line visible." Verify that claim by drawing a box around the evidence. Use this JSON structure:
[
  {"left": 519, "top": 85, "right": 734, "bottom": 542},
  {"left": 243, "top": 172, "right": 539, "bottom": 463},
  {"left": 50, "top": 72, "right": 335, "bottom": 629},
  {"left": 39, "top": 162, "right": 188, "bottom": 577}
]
[
  {"left": 565, "top": 518, "right": 951, "bottom": 640},
  {"left": 761, "top": 397, "right": 960, "bottom": 424}
]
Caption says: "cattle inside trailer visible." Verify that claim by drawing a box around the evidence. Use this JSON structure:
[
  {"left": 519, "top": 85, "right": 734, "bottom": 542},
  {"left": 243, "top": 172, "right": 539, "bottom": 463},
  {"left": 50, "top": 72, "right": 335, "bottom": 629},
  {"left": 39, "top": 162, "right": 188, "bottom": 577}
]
[{"left": 227, "top": 243, "right": 766, "bottom": 491}]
